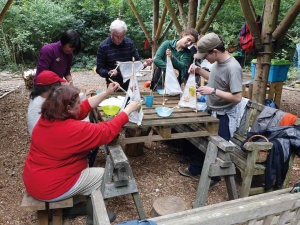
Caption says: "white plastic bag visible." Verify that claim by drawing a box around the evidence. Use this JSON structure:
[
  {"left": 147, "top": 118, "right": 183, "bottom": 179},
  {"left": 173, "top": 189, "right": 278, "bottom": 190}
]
[
  {"left": 179, "top": 65, "right": 197, "bottom": 109},
  {"left": 120, "top": 62, "right": 144, "bottom": 125},
  {"left": 118, "top": 61, "right": 144, "bottom": 83},
  {"left": 164, "top": 56, "right": 182, "bottom": 96}
]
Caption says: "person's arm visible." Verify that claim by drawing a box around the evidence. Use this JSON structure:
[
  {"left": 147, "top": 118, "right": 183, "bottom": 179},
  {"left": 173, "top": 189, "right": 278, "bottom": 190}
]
[
  {"left": 153, "top": 41, "right": 169, "bottom": 69},
  {"left": 64, "top": 55, "right": 73, "bottom": 85},
  {"left": 36, "top": 45, "right": 54, "bottom": 75},
  {"left": 198, "top": 86, "right": 242, "bottom": 103},
  {"left": 189, "top": 64, "right": 210, "bottom": 80}
]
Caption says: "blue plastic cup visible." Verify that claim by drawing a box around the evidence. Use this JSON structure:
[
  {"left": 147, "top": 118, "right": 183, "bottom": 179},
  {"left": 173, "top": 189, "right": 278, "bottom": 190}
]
[{"left": 144, "top": 95, "right": 154, "bottom": 107}]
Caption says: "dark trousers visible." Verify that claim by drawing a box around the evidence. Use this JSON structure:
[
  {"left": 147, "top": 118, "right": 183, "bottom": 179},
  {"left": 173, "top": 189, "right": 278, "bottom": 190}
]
[{"left": 189, "top": 113, "right": 230, "bottom": 181}]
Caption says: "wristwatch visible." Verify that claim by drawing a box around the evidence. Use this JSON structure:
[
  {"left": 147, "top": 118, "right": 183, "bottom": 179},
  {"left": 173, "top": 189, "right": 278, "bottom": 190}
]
[{"left": 211, "top": 88, "right": 217, "bottom": 97}]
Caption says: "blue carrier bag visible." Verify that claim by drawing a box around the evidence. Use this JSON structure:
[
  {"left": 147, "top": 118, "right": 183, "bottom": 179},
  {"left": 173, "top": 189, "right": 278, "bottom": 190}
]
[{"left": 116, "top": 220, "right": 157, "bottom": 225}]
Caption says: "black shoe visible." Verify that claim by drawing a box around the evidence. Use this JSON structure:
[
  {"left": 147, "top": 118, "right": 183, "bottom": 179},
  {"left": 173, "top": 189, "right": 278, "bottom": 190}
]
[{"left": 63, "top": 202, "right": 87, "bottom": 219}]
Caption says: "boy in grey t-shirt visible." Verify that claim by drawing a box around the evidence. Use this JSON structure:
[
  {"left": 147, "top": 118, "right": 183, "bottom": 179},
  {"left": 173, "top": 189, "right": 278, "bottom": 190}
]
[{"left": 178, "top": 33, "right": 243, "bottom": 188}]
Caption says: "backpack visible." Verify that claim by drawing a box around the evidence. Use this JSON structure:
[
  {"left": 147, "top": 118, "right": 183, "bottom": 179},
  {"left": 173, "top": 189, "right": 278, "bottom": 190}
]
[{"left": 239, "top": 22, "right": 261, "bottom": 52}]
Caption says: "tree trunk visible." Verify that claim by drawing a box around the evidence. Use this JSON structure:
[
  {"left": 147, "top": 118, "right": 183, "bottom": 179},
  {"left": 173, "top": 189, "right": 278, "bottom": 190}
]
[
  {"left": 252, "top": 0, "right": 280, "bottom": 104},
  {"left": 188, "top": 0, "right": 198, "bottom": 28}
]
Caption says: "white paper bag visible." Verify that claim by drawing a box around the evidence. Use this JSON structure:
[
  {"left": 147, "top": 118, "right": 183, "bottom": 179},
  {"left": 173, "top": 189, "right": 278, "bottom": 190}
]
[
  {"left": 120, "top": 63, "right": 144, "bottom": 125},
  {"left": 118, "top": 61, "right": 144, "bottom": 83},
  {"left": 164, "top": 56, "right": 182, "bottom": 96},
  {"left": 179, "top": 66, "right": 197, "bottom": 109}
]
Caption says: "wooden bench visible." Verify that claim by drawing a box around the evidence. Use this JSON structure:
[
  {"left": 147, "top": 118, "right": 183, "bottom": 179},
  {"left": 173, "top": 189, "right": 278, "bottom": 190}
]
[
  {"left": 20, "top": 192, "right": 76, "bottom": 225},
  {"left": 151, "top": 188, "right": 300, "bottom": 225},
  {"left": 228, "top": 100, "right": 300, "bottom": 197},
  {"left": 101, "top": 143, "right": 146, "bottom": 220}
]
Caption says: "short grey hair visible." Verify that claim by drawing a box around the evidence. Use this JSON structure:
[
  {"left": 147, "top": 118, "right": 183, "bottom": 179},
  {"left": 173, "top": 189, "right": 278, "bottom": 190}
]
[{"left": 109, "top": 19, "right": 127, "bottom": 33}]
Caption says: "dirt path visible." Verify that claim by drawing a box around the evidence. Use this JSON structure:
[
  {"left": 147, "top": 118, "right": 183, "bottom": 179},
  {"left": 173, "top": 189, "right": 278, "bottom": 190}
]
[{"left": 1, "top": 71, "right": 300, "bottom": 224}]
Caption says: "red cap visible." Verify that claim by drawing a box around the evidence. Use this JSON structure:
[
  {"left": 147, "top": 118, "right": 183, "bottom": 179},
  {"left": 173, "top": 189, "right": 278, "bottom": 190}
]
[{"left": 36, "top": 70, "right": 67, "bottom": 86}]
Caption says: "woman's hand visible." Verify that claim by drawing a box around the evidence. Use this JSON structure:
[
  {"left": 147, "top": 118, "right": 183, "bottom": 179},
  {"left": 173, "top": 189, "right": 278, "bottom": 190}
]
[
  {"left": 166, "top": 49, "right": 172, "bottom": 58},
  {"left": 123, "top": 100, "right": 141, "bottom": 115},
  {"left": 143, "top": 58, "right": 153, "bottom": 67},
  {"left": 108, "top": 69, "right": 118, "bottom": 77},
  {"left": 106, "top": 82, "right": 119, "bottom": 95},
  {"left": 174, "top": 69, "right": 179, "bottom": 78}
]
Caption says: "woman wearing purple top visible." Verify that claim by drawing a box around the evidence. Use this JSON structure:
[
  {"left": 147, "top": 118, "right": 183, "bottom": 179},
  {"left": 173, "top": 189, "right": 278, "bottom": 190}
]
[{"left": 34, "top": 30, "right": 81, "bottom": 85}]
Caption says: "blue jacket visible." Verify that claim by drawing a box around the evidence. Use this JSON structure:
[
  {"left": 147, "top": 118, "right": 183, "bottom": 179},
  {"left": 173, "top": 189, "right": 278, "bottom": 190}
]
[{"left": 293, "top": 44, "right": 300, "bottom": 80}]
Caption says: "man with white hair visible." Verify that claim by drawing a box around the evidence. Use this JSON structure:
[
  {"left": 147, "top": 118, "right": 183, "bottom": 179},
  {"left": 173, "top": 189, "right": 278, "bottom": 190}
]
[{"left": 96, "top": 19, "right": 152, "bottom": 90}]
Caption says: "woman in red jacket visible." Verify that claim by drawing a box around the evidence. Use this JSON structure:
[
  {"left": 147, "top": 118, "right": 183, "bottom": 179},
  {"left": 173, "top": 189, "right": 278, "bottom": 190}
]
[{"left": 23, "top": 84, "right": 140, "bottom": 223}]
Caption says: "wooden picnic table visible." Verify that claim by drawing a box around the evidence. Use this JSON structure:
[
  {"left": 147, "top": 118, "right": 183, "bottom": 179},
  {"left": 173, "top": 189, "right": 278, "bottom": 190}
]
[
  {"left": 97, "top": 91, "right": 219, "bottom": 155},
  {"left": 95, "top": 91, "right": 238, "bottom": 208}
]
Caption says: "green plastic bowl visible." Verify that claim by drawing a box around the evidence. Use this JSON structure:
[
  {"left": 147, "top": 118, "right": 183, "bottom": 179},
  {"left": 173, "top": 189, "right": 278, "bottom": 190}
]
[{"left": 102, "top": 105, "right": 120, "bottom": 116}]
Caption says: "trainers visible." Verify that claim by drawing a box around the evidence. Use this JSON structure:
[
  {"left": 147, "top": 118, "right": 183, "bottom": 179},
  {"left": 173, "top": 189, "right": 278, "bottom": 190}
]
[
  {"left": 178, "top": 167, "right": 200, "bottom": 181},
  {"left": 209, "top": 180, "right": 219, "bottom": 190}
]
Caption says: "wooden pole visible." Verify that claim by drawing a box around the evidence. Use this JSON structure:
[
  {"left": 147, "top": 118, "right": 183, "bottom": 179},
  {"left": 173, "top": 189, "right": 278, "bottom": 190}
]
[
  {"left": 239, "top": 0, "right": 263, "bottom": 50},
  {"left": 188, "top": 0, "right": 198, "bottom": 28},
  {"left": 152, "top": 0, "right": 159, "bottom": 58},
  {"left": 158, "top": 9, "right": 179, "bottom": 43},
  {"left": 127, "top": 0, "right": 152, "bottom": 41},
  {"left": 0, "top": 0, "right": 13, "bottom": 22},
  {"left": 195, "top": 0, "right": 212, "bottom": 31},
  {"left": 164, "top": 0, "right": 182, "bottom": 33},
  {"left": 177, "top": 0, "right": 187, "bottom": 30},
  {"left": 200, "top": 0, "right": 225, "bottom": 35},
  {"left": 252, "top": 0, "right": 280, "bottom": 104},
  {"left": 155, "top": 5, "right": 167, "bottom": 40},
  {"left": 272, "top": 0, "right": 300, "bottom": 44},
  {"left": 248, "top": 0, "right": 257, "bottom": 21}
]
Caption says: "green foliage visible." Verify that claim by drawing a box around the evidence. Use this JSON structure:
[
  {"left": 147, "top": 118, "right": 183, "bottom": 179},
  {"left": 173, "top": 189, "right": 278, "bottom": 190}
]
[{"left": 0, "top": 0, "right": 299, "bottom": 72}]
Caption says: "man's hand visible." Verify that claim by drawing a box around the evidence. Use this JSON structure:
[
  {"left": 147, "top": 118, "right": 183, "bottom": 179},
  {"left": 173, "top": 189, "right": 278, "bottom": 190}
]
[
  {"left": 108, "top": 69, "right": 118, "bottom": 77},
  {"left": 198, "top": 86, "right": 214, "bottom": 95}
]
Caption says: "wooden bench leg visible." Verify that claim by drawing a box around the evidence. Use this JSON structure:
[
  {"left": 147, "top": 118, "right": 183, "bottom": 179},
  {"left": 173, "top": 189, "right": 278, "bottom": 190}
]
[
  {"left": 224, "top": 175, "right": 238, "bottom": 200},
  {"left": 240, "top": 150, "right": 258, "bottom": 198},
  {"left": 37, "top": 210, "right": 48, "bottom": 225},
  {"left": 52, "top": 208, "right": 63, "bottom": 225},
  {"left": 193, "top": 141, "right": 218, "bottom": 208},
  {"left": 132, "top": 192, "right": 146, "bottom": 220}
]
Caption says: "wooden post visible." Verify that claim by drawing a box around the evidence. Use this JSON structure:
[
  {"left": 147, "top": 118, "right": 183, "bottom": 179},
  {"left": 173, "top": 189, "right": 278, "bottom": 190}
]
[
  {"left": 163, "top": 0, "right": 182, "bottom": 33},
  {"left": 0, "top": 0, "right": 13, "bottom": 22},
  {"left": 239, "top": 0, "right": 263, "bottom": 50},
  {"left": 188, "top": 0, "right": 198, "bottom": 28},
  {"left": 127, "top": 0, "right": 152, "bottom": 41},
  {"left": 272, "top": 0, "right": 300, "bottom": 44},
  {"left": 252, "top": 0, "right": 280, "bottom": 105},
  {"left": 200, "top": 0, "right": 225, "bottom": 35},
  {"left": 177, "top": 0, "right": 187, "bottom": 30},
  {"left": 195, "top": 0, "right": 212, "bottom": 32},
  {"left": 155, "top": 5, "right": 167, "bottom": 41}
]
